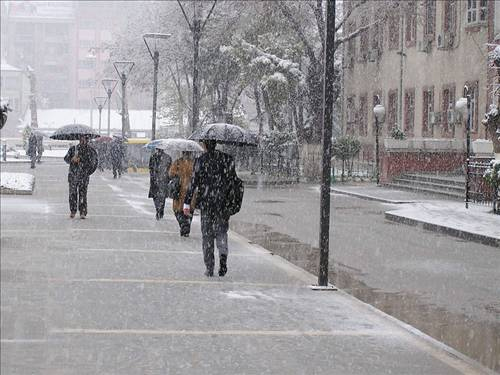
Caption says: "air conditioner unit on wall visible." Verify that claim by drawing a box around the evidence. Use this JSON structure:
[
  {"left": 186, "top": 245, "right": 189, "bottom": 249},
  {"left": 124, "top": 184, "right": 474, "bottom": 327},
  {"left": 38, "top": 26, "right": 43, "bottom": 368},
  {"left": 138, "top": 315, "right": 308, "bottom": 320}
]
[
  {"left": 368, "top": 49, "right": 380, "bottom": 62},
  {"left": 429, "top": 111, "right": 440, "bottom": 125},
  {"left": 417, "top": 40, "right": 431, "bottom": 53},
  {"left": 437, "top": 34, "right": 445, "bottom": 49},
  {"left": 447, "top": 109, "right": 456, "bottom": 124}
]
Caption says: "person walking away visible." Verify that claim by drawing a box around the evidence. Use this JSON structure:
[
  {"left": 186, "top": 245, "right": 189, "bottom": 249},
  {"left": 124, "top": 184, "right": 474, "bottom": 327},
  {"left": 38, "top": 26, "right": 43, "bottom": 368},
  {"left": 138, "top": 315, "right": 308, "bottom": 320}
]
[
  {"left": 148, "top": 148, "right": 172, "bottom": 220},
  {"left": 64, "top": 136, "right": 98, "bottom": 219},
  {"left": 169, "top": 152, "right": 196, "bottom": 237},
  {"left": 36, "top": 134, "right": 44, "bottom": 163},
  {"left": 183, "top": 140, "right": 237, "bottom": 277},
  {"left": 27, "top": 132, "right": 37, "bottom": 169},
  {"left": 109, "top": 138, "right": 125, "bottom": 178}
]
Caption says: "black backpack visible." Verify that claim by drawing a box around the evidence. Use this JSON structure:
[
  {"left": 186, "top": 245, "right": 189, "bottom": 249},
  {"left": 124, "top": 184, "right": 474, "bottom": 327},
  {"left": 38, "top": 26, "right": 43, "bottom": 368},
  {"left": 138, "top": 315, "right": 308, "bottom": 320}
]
[{"left": 225, "top": 174, "right": 244, "bottom": 217}]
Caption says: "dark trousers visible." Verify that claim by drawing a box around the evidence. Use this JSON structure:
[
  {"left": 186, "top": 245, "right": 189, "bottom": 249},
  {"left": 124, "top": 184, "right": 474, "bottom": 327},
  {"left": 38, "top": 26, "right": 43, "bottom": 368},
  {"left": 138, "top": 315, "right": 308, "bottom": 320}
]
[
  {"left": 30, "top": 155, "right": 36, "bottom": 168},
  {"left": 153, "top": 194, "right": 166, "bottom": 218},
  {"left": 175, "top": 212, "right": 192, "bottom": 236},
  {"left": 69, "top": 177, "right": 89, "bottom": 214},
  {"left": 200, "top": 210, "right": 229, "bottom": 271},
  {"left": 112, "top": 162, "right": 121, "bottom": 178}
]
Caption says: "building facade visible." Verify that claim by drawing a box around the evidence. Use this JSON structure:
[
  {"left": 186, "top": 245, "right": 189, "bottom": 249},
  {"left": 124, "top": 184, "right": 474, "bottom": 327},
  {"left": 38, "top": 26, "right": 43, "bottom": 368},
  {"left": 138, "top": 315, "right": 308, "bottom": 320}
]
[{"left": 342, "top": 0, "right": 496, "bottom": 178}]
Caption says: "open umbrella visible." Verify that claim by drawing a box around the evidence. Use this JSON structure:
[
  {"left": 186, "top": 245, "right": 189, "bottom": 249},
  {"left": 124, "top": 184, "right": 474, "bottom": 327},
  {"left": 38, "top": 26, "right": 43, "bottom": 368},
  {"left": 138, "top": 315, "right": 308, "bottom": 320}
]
[
  {"left": 145, "top": 138, "right": 204, "bottom": 152},
  {"left": 93, "top": 136, "right": 113, "bottom": 143},
  {"left": 49, "top": 124, "right": 99, "bottom": 140},
  {"left": 188, "top": 123, "right": 257, "bottom": 146}
]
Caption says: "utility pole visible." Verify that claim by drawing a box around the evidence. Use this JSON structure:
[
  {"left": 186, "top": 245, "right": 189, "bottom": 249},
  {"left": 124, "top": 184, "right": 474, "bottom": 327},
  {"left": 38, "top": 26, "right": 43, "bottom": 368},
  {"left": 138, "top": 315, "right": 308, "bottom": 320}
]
[
  {"left": 314, "top": 0, "right": 337, "bottom": 289},
  {"left": 27, "top": 67, "right": 38, "bottom": 128}
]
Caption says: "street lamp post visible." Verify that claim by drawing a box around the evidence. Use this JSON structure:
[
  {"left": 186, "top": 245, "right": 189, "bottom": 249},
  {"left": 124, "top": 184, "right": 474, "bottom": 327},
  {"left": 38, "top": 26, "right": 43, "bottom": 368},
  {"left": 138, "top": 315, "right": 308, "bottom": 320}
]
[
  {"left": 114, "top": 61, "right": 134, "bottom": 139},
  {"left": 101, "top": 79, "right": 118, "bottom": 136},
  {"left": 143, "top": 33, "right": 171, "bottom": 140},
  {"left": 373, "top": 100, "right": 386, "bottom": 185},
  {"left": 94, "top": 96, "right": 108, "bottom": 135},
  {"left": 456, "top": 88, "right": 471, "bottom": 209}
]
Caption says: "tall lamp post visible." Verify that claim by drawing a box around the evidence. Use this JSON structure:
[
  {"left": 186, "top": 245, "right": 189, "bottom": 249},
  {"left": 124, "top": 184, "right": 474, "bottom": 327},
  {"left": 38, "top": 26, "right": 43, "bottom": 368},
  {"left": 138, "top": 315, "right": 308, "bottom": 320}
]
[
  {"left": 94, "top": 96, "right": 108, "bottom": 135},
  {"left": 101, "top": 79, "right": 118, "bottom": 136},
  {"left": 456, "top": 88, "right": 471, "bottom": 209},
  {"left": 143, "top": 33, "right": 171, "bottom": 140},
  {"left": 373, "top": 100, "right": 386, "bottom": 185},
  {"left": 113, "top": 61, "right": 134, "bottom": 138}
]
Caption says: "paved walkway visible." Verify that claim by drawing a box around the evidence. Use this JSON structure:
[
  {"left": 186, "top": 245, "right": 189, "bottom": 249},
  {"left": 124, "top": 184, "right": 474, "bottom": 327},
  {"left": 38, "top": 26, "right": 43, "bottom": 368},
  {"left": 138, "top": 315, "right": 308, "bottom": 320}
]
[
  {"left": 331, "top": 184, "right": 499, "bottom": 247},
  {"left": 0, "top": 161, "right": 494, "bottom": 374}
]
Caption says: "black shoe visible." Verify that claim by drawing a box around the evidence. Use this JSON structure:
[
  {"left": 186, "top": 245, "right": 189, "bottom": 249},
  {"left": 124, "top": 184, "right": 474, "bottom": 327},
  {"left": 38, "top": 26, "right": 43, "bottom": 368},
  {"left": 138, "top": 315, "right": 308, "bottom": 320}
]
[
  {"left": 219, "top": 255, "right": 227, "bottom": 277},
  {"left": 204, "top": 268, "right": 214, "bottom": 277}
]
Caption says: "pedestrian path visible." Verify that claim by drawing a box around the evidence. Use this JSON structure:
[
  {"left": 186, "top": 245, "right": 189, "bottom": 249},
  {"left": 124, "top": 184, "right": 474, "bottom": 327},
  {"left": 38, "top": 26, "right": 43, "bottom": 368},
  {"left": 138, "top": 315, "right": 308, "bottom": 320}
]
[{"left": 0, "top": 162, "right": 495, "bottom": 374}]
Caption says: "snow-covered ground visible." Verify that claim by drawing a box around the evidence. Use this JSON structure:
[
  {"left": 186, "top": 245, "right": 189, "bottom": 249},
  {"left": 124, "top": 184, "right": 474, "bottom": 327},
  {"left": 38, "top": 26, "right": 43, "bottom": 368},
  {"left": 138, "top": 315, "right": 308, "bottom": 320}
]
[
  {"left": 0, "top": 172, "right": 35, "bottom": 194},
  {"left": 386, "top": 201, "right": 500, "bottom": 240}
]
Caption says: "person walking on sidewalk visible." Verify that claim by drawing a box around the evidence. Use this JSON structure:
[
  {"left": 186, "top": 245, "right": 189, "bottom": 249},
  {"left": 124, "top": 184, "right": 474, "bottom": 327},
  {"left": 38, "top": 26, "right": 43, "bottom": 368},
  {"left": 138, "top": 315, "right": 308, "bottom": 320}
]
[
  {"left": 35, "top": 134, "right": 44, "bottom": 163},
  {"left": 183, "top": 140, "right": 237, "bottom": 277},
  {"left": 109, "top": 138, "right": 125, "bottom": 179},
  {"left": 169, "top": 152, "right": 196, "bottom": 237},
  {"left": 64, "top": 136, "right": 98, "bottom": 219},
  {"left": 148, "top": 148, "right": 171, "bottom": 220},
  {"left": 27, "top": 132, "right": 37, "bottom": 169}
]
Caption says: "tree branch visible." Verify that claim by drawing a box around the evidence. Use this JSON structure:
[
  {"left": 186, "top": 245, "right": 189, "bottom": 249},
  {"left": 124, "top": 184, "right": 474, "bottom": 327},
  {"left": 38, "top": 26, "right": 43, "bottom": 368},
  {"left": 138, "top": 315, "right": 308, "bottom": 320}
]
[
  {"left": 277, "top": 1, "right": 318, "bottom": 66},
  {"left": 177, "top": 0, "right": 193, "bottom": 31},
  {"left": 201, "top": 0, "right": 217, "bottom": 32},
  {"left": 313, "top": 0, "right": 325, "bottom": 47},
  {"left": 336, "top": 22, "right": 374, "bottom": 47},
  {"left": 335, "top": 0, "right": 367, "bottom": 34}
]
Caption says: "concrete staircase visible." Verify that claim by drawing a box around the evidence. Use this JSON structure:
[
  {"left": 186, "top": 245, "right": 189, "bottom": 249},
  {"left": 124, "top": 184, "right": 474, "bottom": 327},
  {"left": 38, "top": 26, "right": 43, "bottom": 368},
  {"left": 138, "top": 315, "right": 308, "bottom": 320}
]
[{"left": 384, "top": 173, "right": 465, "bottom": 200}]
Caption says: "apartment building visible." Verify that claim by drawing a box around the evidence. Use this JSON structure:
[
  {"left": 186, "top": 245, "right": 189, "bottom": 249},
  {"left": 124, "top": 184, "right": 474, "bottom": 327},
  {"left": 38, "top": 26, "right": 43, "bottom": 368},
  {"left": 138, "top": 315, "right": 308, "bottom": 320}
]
[{"left": 342, "top": 0, "right": 496, "bottom": 170}]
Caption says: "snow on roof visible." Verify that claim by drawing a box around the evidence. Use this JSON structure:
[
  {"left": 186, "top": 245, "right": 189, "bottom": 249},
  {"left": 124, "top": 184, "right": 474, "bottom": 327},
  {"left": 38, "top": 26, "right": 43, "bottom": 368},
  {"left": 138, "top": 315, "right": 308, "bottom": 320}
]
[
  {"left": 21, "top": 108, "right": 166, "bottom": 131},
  {"left": 0, "top": 59, "right": 22, "bottom": 72}
]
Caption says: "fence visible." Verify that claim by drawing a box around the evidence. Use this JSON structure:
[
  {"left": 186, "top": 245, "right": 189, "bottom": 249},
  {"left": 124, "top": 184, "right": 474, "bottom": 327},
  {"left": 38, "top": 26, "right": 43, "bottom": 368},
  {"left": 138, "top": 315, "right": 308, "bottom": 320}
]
[{"left": 468, "top": 157, "right": 499, "bottom": 213}]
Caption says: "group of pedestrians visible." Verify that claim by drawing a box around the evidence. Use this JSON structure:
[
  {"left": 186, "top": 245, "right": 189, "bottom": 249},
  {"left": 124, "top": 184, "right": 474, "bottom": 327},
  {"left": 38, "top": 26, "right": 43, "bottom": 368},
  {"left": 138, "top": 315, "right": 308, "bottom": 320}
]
[
  {"left": 63, "top": 137, "right": 242, "bottom": 277},
  {"left": 93, "top": 137, "right": 126, "bottom": 179}
]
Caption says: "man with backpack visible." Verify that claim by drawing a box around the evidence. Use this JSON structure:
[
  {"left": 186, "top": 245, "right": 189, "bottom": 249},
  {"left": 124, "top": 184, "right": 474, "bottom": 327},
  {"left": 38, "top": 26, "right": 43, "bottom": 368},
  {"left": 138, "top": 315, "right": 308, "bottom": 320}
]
[{"left": 183, "top": 140, "right": 243, "bottom": 277}]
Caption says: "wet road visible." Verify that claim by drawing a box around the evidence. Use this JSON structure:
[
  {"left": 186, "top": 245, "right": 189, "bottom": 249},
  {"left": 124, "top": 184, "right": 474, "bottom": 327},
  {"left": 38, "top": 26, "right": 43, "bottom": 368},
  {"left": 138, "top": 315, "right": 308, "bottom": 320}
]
[{"left": 230, "top": 184, "right": 500, "bottom": 372}]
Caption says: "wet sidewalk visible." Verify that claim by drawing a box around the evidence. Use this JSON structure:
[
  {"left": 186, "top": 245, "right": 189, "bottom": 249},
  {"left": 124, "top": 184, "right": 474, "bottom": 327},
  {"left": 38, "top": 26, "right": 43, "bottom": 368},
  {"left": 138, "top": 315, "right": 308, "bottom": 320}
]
[
  {"left": 332, "top": 183, "right": 500, "bottom": 247},
  {"left": 0, "top": 162, "right": 495, "bottom": 374}
]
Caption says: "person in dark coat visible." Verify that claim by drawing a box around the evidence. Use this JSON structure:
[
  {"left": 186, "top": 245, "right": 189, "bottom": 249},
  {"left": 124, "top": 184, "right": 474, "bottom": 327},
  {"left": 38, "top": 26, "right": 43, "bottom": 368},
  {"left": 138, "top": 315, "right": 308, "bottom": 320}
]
[
  {"left": 64, "top": 136, "right": 98, "bottom": 219},
  {"left": 109, "top": 138, "right": 125, "bottom": 178},
  {"left": 148, "top": 148, "right": 172, "bottom": 220},
  {"left": 183, "top": 140, "right": 237, "bottom": 277},
  {"left": 35, "top": 134, "right": 44, "bottom": 163},
  {"left": 27, "top": 132, "right": 37, "bottom": 169}
]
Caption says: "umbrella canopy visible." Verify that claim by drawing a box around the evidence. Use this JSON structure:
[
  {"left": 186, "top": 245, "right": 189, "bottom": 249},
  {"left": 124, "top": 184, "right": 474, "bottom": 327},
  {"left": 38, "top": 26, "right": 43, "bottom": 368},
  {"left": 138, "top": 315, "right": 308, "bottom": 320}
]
[
  {"left": 188, "top": 123, "right": 257, "bottom": 146},
  {"left": 31, "top": 129, "right": 47, "bottom": 138},
  {"left": 92, "top": 136, "right": 113, "bottom": 143},
  {"left": 49, "top": 124, "right": 99, "bottom": 140},
  {"left": 145, "top": 138, "right": 204, "bottom": 152}
]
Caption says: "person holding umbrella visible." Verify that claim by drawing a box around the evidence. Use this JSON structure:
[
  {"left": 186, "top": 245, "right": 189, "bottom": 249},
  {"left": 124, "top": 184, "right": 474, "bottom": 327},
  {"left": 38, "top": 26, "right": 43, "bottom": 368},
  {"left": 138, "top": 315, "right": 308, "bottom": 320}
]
[
  {"left": 183, "top": 123, "right": 253, "bottom": 277},
  {"left": 64, "top": 136, "right": 98, "bottom": 219},
  {"left": 148, "top": 148, "right": 172, "bottom": 220},
  {"left": 51, "top": 124, "right": 99, "bottom": 219},
  {"left": 27, "top": 131, "right": 37, "bottom": 169}
]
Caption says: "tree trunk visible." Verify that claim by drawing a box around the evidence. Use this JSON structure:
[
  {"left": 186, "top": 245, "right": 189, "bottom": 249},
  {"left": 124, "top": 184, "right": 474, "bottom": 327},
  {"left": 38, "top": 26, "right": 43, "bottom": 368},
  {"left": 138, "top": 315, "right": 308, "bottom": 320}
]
[
  {"left": 262, "top": 88, "right": 275, "bottom": 132},
  {"left": 254, "top": 84, "right": 264, "bottom": 135}
]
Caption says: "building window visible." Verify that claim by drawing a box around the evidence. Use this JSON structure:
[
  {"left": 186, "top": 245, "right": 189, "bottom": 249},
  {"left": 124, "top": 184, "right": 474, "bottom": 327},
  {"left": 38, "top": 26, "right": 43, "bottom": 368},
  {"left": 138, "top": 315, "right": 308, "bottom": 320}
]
[
  {"left": 78, "top": 59, "right": 96, "bottom": 69},
  {"left": 78, "top": 79, "right": 96, "bottom": 89},
  {"left": 387, "top": 90, "right": 398, "bottom": 132},
  {"left": 424, "top": 0, "right": 436, "bottom": 39},
  {"left": 359, "top": 94, "right": 368, "bottom": 136},
  {"left": 422, "top": 87, "right": 434, "bottom": 137},
  {"left": 467, "top": 0, "right": 487, "bottom": 24},
  {"left": 359, "top": 17, "right": 369, "bottom": 62},
  {"left": 405, "top": 2, "right": 417, "bottom": 47},
  {"left": 404, "top": 89, "right": 415, "bottom": 137},
  {"left": 346, "top": 21, "right": 356, "bottom": 68},
  {"left": 441, "top": 85, "right": 455, "bottom": 137},
  {"left": 388, "top": 12, "right": 400, "bottom": 50},
  {"left": 371, "top": 21, "right": 383, "bottom": 52}
]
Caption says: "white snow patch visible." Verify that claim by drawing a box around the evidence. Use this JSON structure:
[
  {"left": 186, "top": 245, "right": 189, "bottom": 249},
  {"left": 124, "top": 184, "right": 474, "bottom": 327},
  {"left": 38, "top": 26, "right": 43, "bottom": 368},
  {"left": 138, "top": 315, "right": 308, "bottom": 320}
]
[
  {"left": 1, "top": 172, "right": 35, "bottom": 193},
  {"left": 221, "top": 291, "right": 275, "bottom": 301},
  {"left": 0, "top": 197, "right": 50, "bottom": 213}
]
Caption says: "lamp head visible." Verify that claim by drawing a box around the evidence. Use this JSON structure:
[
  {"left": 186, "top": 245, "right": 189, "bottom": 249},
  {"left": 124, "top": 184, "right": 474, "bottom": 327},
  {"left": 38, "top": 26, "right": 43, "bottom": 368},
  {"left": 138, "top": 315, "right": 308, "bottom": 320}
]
[{"left": 373, "top": 104, "right": 386, "bottom": 122}]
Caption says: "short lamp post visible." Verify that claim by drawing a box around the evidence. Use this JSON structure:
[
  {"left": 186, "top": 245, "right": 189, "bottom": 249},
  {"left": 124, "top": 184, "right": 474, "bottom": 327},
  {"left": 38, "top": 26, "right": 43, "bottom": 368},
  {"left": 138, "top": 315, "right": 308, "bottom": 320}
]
[
  {"left": 456, "top": 88, "right": 471, "bottom": 209},
  {"left": 143, "top": 33, "right": 171, "bottom": 140},
  {"left": 101, "top": 79, "right": 118, "bottom": 136},
  {"left": 114, "top": 61, "right": 134, "bottom": 138},
  {"left": 373, "top": 101, "right": 386, "bottom": 185},
  {"left": 94, "top": 96, "right": 108, "bottom": 135}
]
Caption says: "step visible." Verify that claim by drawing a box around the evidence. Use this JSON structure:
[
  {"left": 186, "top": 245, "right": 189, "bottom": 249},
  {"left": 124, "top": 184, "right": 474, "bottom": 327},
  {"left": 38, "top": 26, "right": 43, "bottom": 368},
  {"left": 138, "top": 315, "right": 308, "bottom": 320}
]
[
  {"left": 401, "top": 173, "right": 465, "bottom": 187},
  {"left": 383, "top": 183, "right": 464, "bottom": 200},
  {"left": 392, "top": 178, "right": 464, "bottom": 194}
]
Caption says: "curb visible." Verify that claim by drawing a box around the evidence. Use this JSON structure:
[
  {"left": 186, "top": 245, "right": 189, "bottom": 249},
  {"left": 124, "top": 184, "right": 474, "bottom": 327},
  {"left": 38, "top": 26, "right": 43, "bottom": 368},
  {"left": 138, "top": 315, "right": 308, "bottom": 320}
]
[
  {"left": 385, "top": 211, "right": 500, "bottom": 248},
  {"left": 331, "top": 187, "right": 417, "bottom": 204}
]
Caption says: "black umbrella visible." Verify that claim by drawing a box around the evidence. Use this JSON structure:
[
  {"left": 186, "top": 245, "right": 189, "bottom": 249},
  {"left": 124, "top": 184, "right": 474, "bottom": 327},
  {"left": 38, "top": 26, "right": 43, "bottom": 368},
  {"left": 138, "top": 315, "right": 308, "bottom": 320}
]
[
  {"left": 49, "top": 124, "right": 100, "bottom": 140},
  {"left": 188, "top": 123, "right": 257, "bottom": 146}
]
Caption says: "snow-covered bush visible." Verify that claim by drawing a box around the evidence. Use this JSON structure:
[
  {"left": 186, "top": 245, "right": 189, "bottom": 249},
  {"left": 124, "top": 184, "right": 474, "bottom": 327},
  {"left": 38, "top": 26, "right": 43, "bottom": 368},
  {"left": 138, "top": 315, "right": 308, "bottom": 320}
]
[
  {"left": 484, "top": 159, "right": 500, "bottom": 188},
  {"left": 391, "top": 127, "right": 406, "bottom": 140}
]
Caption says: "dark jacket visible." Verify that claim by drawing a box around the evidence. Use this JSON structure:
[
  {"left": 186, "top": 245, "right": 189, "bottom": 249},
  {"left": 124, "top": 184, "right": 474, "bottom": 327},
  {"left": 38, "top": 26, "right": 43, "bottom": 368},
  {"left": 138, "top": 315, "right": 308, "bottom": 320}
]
[
  {"left": 148, "top": 150, "right": 172, "bottom": 198},
  {"left": 64, "top": 144, "right": 98, "bottom": 183},
  {"left": 109, "top": 140, "right": 125, "bottom": 166},
  {"left": 27, "top": 134, "right": 37, "bottom": 158},
  {"left": 184, "top": 150, "right": 236, "bottom": 213}
]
